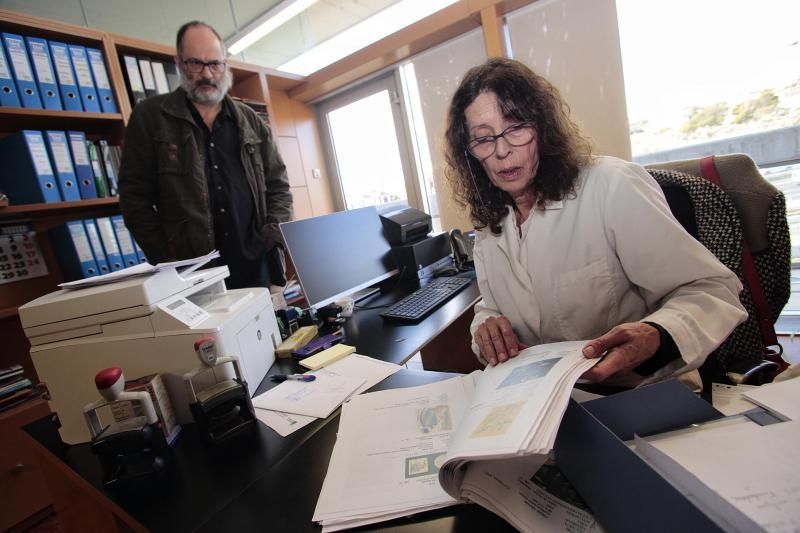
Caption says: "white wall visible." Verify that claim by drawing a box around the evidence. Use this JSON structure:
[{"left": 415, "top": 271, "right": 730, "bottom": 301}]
[{"left": 507, "top": 0, "right": 631, "bottom": 160}]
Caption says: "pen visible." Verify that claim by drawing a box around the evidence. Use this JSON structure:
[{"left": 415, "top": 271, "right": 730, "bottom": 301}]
[{"left": 270, "top": 373, "right": 316, "bottom": 383}]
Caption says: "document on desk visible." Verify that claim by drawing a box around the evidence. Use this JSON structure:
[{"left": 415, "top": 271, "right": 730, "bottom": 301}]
[
  {"left": 313, "top": 374, "right": 475, "bottom": 531},
  {"left": 314, "top": 341, "right": 599, "bottom": 532},
  {"left": 254, "top": 355, "right": 403, "bottom": 437},
  {"left": 635, "top": 418, "right": 800, "bottom": 532},
  {"left": 741, "top": 377, "right": 800, "bottom": 421},
  {"left": 252, "top": 373, "right": 365, "bottom": 418}
]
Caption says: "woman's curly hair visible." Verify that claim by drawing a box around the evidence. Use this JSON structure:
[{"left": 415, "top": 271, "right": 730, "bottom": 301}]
[{"left": 445, "top": 58, "right": 592, "bottom": 234}]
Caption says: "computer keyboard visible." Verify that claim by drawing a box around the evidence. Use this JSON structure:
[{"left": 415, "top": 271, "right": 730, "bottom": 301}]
[{"left": 380, "top": 276, "right": 472, "bottom": 322}]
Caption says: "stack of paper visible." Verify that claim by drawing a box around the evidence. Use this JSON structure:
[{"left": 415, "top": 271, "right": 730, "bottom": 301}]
[
  {"left": 252, "top": 355, "right": 402, "bottom": 437},
  {"left": 314, "top": 341, "right": 600, "bottom": 531}
]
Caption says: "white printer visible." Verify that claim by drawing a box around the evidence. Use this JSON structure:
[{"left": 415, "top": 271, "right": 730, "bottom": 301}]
[{"left": 19, "top": 265, "right": 280, "bottom": 444}]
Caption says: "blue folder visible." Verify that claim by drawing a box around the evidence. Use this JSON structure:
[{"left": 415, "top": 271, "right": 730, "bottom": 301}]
[
  {"left": 83, "top": 218, "right": 110, "bottom": 274},
  {"left": 95, "top": 217, "right": 125, "bottom": 271},
  {"left": 111, "top": 215, "right": 140, "bottom": 267},
  {"left": 25, "top": 37, "right": 62, "bottom": 110},
  {"left": 0, "top": 130, "right": 62, "bottom": 204},
  {"left": 133, "top": 238, "right": 148, "bottom": 264},
  {"left": 67, "top": 45, "right": 100, "bottom": 113},
  {"left": 51, "top": 220, "right": 100, "bottom": 279},
  {"left": 86, "top": 48, "right": 117, "bottom": 113},
  {"left": 48, "top": 41, "right": 81, "bottom": 111},
  {"left": 1, "top": 33, "right": 42, "bottom": 109},
  {"left": 66, "top": 131, "right": 97, "bottom": 199},
  {"left": 0, "top": 38, "right": 22, "bottom": 107},
  {"left": 44, "top": 130, "right": 81, "bottom": 201}
]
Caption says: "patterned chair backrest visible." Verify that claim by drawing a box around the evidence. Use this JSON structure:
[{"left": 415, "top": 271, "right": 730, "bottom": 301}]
[{"left": 645, "top": 154, "right": 791, "bottom": 376}]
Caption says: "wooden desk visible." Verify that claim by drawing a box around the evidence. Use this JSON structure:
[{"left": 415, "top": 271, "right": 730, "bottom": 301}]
[
  {"left": 23, "top": 278, "right": 492, "bottom": 532},
  {"left": 25, "top": 371, "right": 512, "bottom": 532}
]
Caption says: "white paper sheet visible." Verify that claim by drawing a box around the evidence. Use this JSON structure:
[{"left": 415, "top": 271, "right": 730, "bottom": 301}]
[
  {"left": 252, "top": 373, "right": 365, "bottom": 418},
  {"left": 741, "top": 377, "right": 800, "bottom": 421},
  {"left": 711, "top": 382, "right": 759, "bottom": 416},
  {"left": 637, "top": 419, "right": 800, "bottom": 532},
  {"left": 254, "top": 355, "right": 403, "bottom": 436}
]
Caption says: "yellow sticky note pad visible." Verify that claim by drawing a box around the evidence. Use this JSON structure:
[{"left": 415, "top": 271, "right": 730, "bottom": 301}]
[
  {"left": 299, "top": 344, "right": 356, "bottom": 370},
  {"left": 275, "top": 326, "right": 318, "bottom": 358}
]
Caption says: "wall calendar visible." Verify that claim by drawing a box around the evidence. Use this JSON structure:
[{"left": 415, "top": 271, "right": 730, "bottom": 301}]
[{"left": 0, "top": 223, "right": 48, "bottom": 285}]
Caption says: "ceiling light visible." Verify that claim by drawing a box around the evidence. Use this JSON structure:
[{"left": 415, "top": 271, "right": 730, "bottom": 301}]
[
  {"left": 278, "top": 0, "right": 458, "bottom": 76},
  {"left": 227, "top": 0, "right": 318, "bottom": 56}
]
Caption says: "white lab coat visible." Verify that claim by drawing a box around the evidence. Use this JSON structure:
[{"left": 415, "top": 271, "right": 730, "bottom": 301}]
[{"left": 470, "top": 156, "right": 747, "bottom": 384}]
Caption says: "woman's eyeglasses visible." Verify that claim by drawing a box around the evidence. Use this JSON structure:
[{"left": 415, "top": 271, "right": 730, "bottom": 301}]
[{"left": 467, "top": 123, "right": 535, "bottom": 159}]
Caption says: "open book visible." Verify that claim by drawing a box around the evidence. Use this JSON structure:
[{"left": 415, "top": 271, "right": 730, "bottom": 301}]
[{"left": 313, "top": 341, "right": 602, "bottom": 532}]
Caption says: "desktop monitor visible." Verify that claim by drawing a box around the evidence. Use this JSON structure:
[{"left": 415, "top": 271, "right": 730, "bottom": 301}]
[{"left": 280, "top": 206, "right": 399, "bottom": 309}]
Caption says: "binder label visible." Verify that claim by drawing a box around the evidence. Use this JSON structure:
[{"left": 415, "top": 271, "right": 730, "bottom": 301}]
[
  {"left": 25, "top": 132, "right": 55, "bottom": 177},
  {"left": 6, "top": 38, "right": 34, "bottom": 81},
  {"left": 50, "top": 136, "right": 73, "bottom": 172},
  {"left": 138, "top": 59, "right": 156, "bottom": 90},
  {"left": 28, "top": 41, "right": 55, "bottom": 84},
  {"left": 51, "top": 46, "right": 75, "bottom": 85},
  {"left": 0, "top": 46, "right": 12, "bottom": 78},
  {"left": 112, "top": 218, "right": 136, "bottom": 256},
  {"left": 96, "top": 218, "right": 120, "bottom": 254},
  {"left": 70, "top": 136, "right": 89, "bottom": 165},
  {"left": 68, "top": 223, "right": 94, "bottom": 262},
  {"left": 87, "top": 50, "right": 110, "bottom": 89},
  {"left": 124, "top": 56, "right": 144, "bottom": 92},
  {"left": 70, "top": 48, "right": 93, "bottom": 86}
]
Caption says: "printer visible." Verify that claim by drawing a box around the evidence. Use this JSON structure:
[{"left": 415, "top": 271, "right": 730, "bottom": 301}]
[{"left": 19, "top": 266, "right": 281, "bottom": 445}]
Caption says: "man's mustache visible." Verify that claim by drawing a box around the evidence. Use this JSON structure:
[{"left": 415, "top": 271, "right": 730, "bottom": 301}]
[{"left": 195, "top": 79, "right": 217, "bottom": 88}]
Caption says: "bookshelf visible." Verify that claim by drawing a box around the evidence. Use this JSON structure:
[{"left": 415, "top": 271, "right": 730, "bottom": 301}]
[{"left": 0, "top": 8, "right": 306, "bottom": 382}]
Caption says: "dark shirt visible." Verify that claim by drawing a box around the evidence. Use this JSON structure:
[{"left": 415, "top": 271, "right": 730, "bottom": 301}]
[{"left": 188, "top": 96, "right": 269, "bottom": 288}]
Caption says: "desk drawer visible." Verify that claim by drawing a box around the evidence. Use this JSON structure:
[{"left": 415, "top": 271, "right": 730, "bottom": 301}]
[{"left": 0, "top": 399, "right": 52, "bottom": 530}]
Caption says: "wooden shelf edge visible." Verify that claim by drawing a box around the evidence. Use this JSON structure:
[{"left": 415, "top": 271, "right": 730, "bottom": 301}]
[
  {"left": 0, "top": 107, "right": 124, "bottom": 122},
  {"left": 0, "top": 197, "right": 120, "bottom": 221},
  {"left": 0, "top": 306, "right": 21, "bottom": 319}
]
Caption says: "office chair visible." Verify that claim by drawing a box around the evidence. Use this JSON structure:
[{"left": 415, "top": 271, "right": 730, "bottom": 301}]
[{"left": 646, "top": 154, "right": 791, "bottom": 388}]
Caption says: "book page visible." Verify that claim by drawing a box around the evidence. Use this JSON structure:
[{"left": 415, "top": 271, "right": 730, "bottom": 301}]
[
  {"left": 460, "top": 455, "right": 602, "bottom": 533},
  {"left": 313, "top": 375, "right": 474, "bottom": 528}
]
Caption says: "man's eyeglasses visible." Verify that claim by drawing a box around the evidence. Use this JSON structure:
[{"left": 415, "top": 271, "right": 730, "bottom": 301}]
[
  {"left": 467, "top": 123, "right": 535, "bottom": 160},
  {"left": 182, "top": 58, "right": 227, "bottom": 74}
]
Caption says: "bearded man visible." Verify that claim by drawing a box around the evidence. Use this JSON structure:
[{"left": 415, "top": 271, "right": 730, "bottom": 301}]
[{"left": 119, "top": 21, "right": 292, "bottom": 288}]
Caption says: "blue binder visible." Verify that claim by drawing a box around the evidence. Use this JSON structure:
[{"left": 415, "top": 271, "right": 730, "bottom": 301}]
[
  {"left": 111, "top": 215, "right": 139, "bottom": 267},
  {"left": 1, "top": 33, "right": 42, "bottom": 109},
  {"left": 0, "top": 130, "right": 62, "bottom": 204},
  {"left": 83, "top": 218, "right": 110, "bottom": 274},
  {"left": 95, "top": 217, "right": 125, "bottom": 271},
  {"left": 44, "top": 130, "right": 81, "bottom": 202},
  {"left": 48, "top": 41, "right": 81, "bottom": 111},
  {"left": 66, "top": 131, "right": 97, "bottom": 199},
  {"left": 0, "top": 38, "right": 22, "bottom": 107},
  {"left": 85, "top": 48, "right": 117, "bottom": 113},
  {"left": 67, "top": 45, "right": 100, "bottom": 113},
  {"left": 51, "top": 220, "right": 100, "bottom": 279},
  {"left": 133, "top": 239, "right": 148, "bottom": 264},
  {"left": 25, "top": 37, "right": 61, "bottom": 110}
]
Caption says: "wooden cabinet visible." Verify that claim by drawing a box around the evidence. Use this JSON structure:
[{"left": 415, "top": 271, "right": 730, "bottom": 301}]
[{"left": 0, "top": 399, "right": 52, "bottom": 531}]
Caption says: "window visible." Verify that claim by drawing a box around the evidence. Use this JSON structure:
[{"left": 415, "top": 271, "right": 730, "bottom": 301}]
[{"left": 616, "top": 0, "right": 800, "bottom": 326}]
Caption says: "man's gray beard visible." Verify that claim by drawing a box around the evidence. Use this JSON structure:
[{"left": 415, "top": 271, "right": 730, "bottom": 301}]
[{"left": 181, "top": 68, "right": 233, "bottom": 105}]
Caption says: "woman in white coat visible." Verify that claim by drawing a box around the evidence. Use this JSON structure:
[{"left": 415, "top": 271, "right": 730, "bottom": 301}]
[{"left": 444, "top": 58, "right": 747, "bottom": 386}]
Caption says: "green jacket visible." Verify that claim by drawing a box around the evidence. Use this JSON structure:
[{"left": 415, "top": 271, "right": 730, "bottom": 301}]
[{"left": 119, "top": 89, "right": 293, "bottom": 264}]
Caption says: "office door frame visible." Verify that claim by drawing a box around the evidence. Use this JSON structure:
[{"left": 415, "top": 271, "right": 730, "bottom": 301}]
[{"left": 316, "top": 71, "right": 424, "bottom": 212}]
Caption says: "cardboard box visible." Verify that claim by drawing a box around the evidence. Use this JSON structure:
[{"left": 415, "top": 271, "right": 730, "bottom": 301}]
[
  {"left": 111, "top": 373, "right": 181, "bottom": 445},
  {"left": 554, "top": 380, "right": 725, "bottom": 532}
]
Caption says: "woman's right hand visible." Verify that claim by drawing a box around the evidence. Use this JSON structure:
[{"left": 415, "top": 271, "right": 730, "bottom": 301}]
[{"left": 474, "top": 316, "right": 526, "bottom": 366}]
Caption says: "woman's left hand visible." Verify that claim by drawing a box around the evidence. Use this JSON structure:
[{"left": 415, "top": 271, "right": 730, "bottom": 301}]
[{"left": 580, "top": 322, "right": 660, "bottom": 382}]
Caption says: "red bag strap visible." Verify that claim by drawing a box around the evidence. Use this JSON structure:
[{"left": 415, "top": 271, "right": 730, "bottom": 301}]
[{"left": 699, "top": 156, "right": 780, "bottom": 350}]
